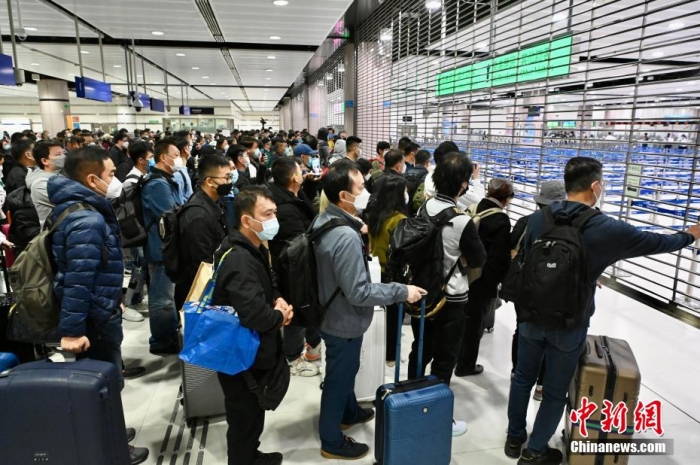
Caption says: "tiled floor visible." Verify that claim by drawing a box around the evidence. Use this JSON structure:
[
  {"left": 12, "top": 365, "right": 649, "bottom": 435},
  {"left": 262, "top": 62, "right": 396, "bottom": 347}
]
[{"left": 120, "top": 286, "right": 700, "bottom": 464}]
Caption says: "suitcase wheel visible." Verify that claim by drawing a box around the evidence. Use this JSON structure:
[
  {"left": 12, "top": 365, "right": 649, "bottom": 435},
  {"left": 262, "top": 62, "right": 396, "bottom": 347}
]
[{"left": 319, "top": 381, "right": 324, "bottom": 390}]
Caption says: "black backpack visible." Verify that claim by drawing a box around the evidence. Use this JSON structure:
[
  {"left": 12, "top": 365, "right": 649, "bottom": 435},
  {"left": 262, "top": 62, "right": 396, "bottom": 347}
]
[
  {"left": 518, "top": 207, "right": 600, "bottom": 329},
  {"left": 114, "top": 174, "right": 160, "bottom": 247},
  {"left": 159, "top": 203, "right": 195, "bottom": 283},
  {"left": 386, "top": 206, "right": 462, "bottom": 318},
  {"left": 276, "top": 218, "right": 348, "bottom": 328}
]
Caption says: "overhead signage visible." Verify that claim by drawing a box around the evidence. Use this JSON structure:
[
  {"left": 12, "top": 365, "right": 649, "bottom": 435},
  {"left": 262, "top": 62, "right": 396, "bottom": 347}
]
[
  {"left": 75, "top": 76, "right": 112, "bottom": 102},
  {"left": 189, "top": 107, "right": 215, "bottom": 115},
  {"left": 150, "top": 98, "right": 165, "bottom": 113},
  {"left": 0, "top": 54, "right": 15, "bottom": 86},
  {"left": 345, "top": 100, "right": 354, "bottom": 108},
  {"left": 436, "top": 35, "right": 573, "bottom": 97},
  {"left": 179, "top": 106, "right": 191, "bottom": 116}
]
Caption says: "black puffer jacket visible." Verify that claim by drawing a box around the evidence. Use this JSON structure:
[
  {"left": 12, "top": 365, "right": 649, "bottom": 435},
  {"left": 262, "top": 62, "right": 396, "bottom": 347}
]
[
  {"left": 213, "top": 230, "right": 283, "bottom": 371},
  {"left": 267, "top": 183, "right": 315, "bottom": 260},
  {"left": 470, "top": 198, "right": 512, "bottom": 298},
  {"left": 5, "top": 186, "right": 40, "bottom": 254}
]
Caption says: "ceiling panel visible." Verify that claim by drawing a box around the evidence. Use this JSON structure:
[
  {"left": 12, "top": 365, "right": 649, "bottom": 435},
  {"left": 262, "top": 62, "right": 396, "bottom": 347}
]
[
  {"left": 52, "top": 0, "right": 212, "bottom": 41},
  {"left": 233, "top": 49, "right": 313, "bottom": 88},
  {"left": 0, "top": 0, "right": 97, "bottom": 38},
  {"left": 210, "top": 0, "right": 352, "bottom": 46},
  {"left": 140, "top": 47, "right": 235, "bottom": 88}
]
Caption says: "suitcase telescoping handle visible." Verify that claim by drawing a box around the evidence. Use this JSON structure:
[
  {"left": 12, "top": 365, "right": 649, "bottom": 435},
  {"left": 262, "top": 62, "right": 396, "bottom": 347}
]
[{"left": 395, "top": 298, "right": 426, "bottom": 384}]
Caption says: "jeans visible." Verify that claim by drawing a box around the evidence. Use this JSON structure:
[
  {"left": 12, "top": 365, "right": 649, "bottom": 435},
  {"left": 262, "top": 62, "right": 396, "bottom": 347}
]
[
  {"left": 456, "top": 286, "right": 489, "bottom": 372},
  {"left": 319, "top": 331, "right": 363, "bottom": 450},
  {"left": 282, "top": 326, "right": 321, "bottom": 362},
  {"left": 407, "top": 301, "right": 466, "bottom": 386},
  {"left": 125, "top": 247, "right": 148, "bottom": 306},
  {"left": 218, "top": 370, "right": 266, "bottom": 465},
  {"left": 512, "top": 325, "right": 546, "bottom": 384},
  {"left": 79, "top": 311, "right": 124, "bottom": 389},
  {"left": 507, "top": 322, "right": 588, "bottom": 454},
  {"left": 147, "top": 262, "right": 180, "bottom": 350}
]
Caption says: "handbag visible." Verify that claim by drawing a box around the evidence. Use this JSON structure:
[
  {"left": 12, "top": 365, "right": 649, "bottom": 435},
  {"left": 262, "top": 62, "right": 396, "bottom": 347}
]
[
  {"left": 500, "top": 230, "right": 526, "bottom": 304},
  {"left": 242, "top": 350, "right": 291, "bottom": 411},
  {"left": 179, "top": 248, "right": 261, "bottom": 376}
]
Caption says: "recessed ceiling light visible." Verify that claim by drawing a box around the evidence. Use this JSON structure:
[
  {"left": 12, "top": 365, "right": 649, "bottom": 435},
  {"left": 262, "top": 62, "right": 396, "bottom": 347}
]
[
  {"left": 265, "top": 77, "right": 272, "bottom": 80},
  {"left": 652, "top": 51, "right": 664, "bottom": 57},
  {"left": 266, "top": 69, "right": 273, "bottom": 72},
  {"left": 192, "top": 67, "right": 200, "bottom": 70},
  {"left": 68, "top": 73, "right": 74, "bottom": 76},
  {"left": 272, "top": 0, "right": 288, "bottom": 5},
  {"left": 176, "top": 53, "right": 186, "bottom": 57},
  {"left": 210, "top": 83, "right": 216, "bottom": 85},
  {"left": 80, "top": 50, "right": 89, "bottom": 54},
  {"left": 265, "top": 84, "right": 270, "bottom": 86},
  {"left": 669, "top": 22, "right": 685, "bottom": 29},
  {"left": 269, "top": 36, "right": 281, "bottom": 40},
  {"left": 552, "top": 12, "right": 567, "bottom": 22},
  {"left": 113, "top": 65, "right": 122, "bottom": 68},
  {"left": 25, "top": 27, "right": 37, "bottom": 31},
  {"left": 30, "top": 63, "right": 39, "bottom": 66},
  {"left": 676, "top": 88, "right": 683, "bottom": 92},
  {"left": 154, "top": 81, "right": 159, "bottom": 84},
  {"left": 137, "top": 74, "right": 143, "bottom": 77},
  {"left": 267, "top": 56, "right": 276, "bottom": 60},
  {"left": 202, "top": 76, "right": 209, "bottom": 79},
  {"left": 152, "top": 31, "right": 164, "bottom": 36}
]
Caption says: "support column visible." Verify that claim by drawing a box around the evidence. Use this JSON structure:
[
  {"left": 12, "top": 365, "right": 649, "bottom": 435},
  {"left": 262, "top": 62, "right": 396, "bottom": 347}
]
[
  {"left": 343, "top": 43, "right": 356, "bottom": 135},
  {"left": 38, "top": 79, "right": 72, "bottom": 135}
]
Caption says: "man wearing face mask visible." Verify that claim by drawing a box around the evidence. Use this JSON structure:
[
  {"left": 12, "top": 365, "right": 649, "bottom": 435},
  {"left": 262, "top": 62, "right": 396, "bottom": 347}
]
[
  {"left": 215, "top": 185, "right": 293, "bottom": 465},
  {"left": 47, "top": 147, "right": 150, "bottom": 465},
  {"left": 369, "top": 149, "right": 405, "bottom": 203},
  {"left": 173, "top": 154, "right": 231, "bottom": 310},
  {"left": 344, "top": 136, "right": 362, "bottom": 162},
  {"left": 141, "top": 139, "right": 184, "bottom": 355},
  {"left": 174, "top": 139, "right": 194, "bottom": 202},
  {"left": 5, "top": 139, "right": 36, "bottom": 195},
  {"left": 110, "top": 133, "right": 133, "bottom": 183},
  {"left": 312, "top": 161, "right": 425, "bottom": 460},
  {"left": 505, "top": 157, "right": 700, "bottom": 464},
  {"left": 241, "top": 137, "right": 267, "bottom": 183},
  {"left": 268, "top": 138, "right": 287, "bottom": 168},
  {"left": 26, "top": 141, "right": 65, "bottom": 228}
]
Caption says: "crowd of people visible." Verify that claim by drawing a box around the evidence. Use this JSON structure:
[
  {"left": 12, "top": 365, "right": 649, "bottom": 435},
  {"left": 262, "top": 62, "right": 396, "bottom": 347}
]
[{"left": 2, "top": 124, "right": 699, "bottom": 465}]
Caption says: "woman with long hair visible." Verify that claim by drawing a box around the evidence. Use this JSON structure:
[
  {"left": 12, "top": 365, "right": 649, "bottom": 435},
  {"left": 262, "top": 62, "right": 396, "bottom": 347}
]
[{"left": 366, "top": 175, "right": 410, "bottom": 367}]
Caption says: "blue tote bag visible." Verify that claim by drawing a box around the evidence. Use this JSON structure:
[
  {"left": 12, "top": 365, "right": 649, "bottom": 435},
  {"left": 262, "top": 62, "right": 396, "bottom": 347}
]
[{"left": 179, "top": 249, "right": 260, "bottom": 375}]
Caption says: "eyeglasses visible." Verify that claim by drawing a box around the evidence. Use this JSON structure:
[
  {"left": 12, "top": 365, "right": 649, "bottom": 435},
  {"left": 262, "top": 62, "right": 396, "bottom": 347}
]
[{"left": 209, "top": 174, "right": 234, "bottom": 181}]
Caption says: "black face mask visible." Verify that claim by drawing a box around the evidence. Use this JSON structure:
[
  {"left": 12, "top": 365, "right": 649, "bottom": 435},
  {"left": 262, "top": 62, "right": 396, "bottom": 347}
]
[{"left": 216, "top": 182, "right": 234, "bottom": 197}]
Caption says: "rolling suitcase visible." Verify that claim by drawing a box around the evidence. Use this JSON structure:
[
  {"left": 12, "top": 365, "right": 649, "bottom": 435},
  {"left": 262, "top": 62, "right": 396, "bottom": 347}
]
[
  {"left": 180, "top": 359, "right": 226, "bottom": 424},
  {"left": 375, "top": 299, "right": 454, "bottom": 465},
  {"left": 0, "top": 352, "right": 19, "bottom": 371},
  {"left": 565, "top": 334, "right": 641, "bottom": 465},
  {"left": 0, "top": 357, "right": 131, "bottom": 465}
]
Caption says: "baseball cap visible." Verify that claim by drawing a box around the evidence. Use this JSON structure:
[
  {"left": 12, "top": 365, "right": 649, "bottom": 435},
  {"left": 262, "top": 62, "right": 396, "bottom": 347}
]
[
  {"left": 534, "top": 180, "right": 566, "bottom": 205},
  {"left": 294, "top": 143, "right": 318, "bottom": 156}
]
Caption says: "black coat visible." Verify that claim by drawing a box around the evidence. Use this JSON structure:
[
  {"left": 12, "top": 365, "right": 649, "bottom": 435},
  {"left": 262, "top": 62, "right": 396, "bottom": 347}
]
[
  {"left": 371, "top": 169, "right": 403, "bottom": 198},
  {"left": 109, "top": 146, "right": 133, "bottom": 182},
  {"left": 175, "top": 190, "right": 228, "bottom": 302},
  {"left": 471, "top": 198, "right": 512, "bottom": 298},
  {"left": 3, "top": 164, "right": 28, "bottom": 196},
  {"left": 267, "top": 183, "right": 315, "bottom": 267},
  {"left": 213, "top": 230, "right": 283, "bottom": 371},
  {"left": 235, "top": 169, "right": 253, "bottom": 190}
]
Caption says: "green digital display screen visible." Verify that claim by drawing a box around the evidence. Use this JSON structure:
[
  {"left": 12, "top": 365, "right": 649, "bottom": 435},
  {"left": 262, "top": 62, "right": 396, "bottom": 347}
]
[{"left": 435, "top": 35, "right": 573, "bottom": 97}]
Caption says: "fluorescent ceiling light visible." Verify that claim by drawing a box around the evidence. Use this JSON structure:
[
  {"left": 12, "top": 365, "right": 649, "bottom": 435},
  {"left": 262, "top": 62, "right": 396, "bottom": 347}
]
[
  {"left": 202, "top": 76, "right": 209, "bottom": 79},
  {"left": 552, "top": 13, "right": 567, "bottom": 22},
  {"left": 267, "top": 56, "right": 276, "bottom": 60},
  {"left": 669, "top": 22, "right": 685, "bottom": 29},
  {"left": 152, "top": 31, "right": 164, "bottom": 36},
  {"left": 154, "top": 81, "right": 159, "bottom": 84},
  {"left": 266, "top": 77, "right": 271, "bottom": 80},
  {"left": 266, "top": 69, "right": 274, "bottom": 72},
  {"left": 113, "top": 65, "right": 122, "bottom": 68},
  {"left": 265, "top": 84, "right": 270, "bottom": 86},
  {"left": 272, "top": 0, "right": 288, "bottom": 5},
  {"left": 25, "top": 27, "right": 37, "bottom": 31},
  {"left": 192, "top": 67, "right": 200, "bottom": 70},
  {"left": 676, "top": 88, "right": 683, "bottom": 91},
  {"left": 425, "top": 1, "right": 441, "bottom": 10},
  {"left": 80, "top": 50, "right": 89, "bottom": 54},
  {"left": 176, "top": 53, "right": 186, "bottom": 57},
  {"left": 269, "top": 36, "right": 281, "bottom": 40},
  {"left": 652, "top": 51, "right": 664, "bottom": 57},
  {"left": 30, "top": 63, "right": 39, "bottom": 66}
]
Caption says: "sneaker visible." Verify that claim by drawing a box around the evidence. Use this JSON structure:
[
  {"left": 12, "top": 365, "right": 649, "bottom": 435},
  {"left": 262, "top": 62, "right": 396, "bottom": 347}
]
[
  {"left": 126, "top": 427, "right": 136, "bottom": 442},
  {"left": 533, "top": 385, "right": 543, "bottom": 401},
  {"left": 253, "top": 450, "right": 283, "bottom": 465},
  {"left": 452, "top": 419, "right": 468, "bottom": 437},
  {"left": 341, "top": 407, "right": 375, "bottom": 430},
  {"left": 128, "top": 445, "right": 149, "bottom": 465},
  {"left": 289, "top": 357, "right": 320, "bottom": 377},
  {"left": 131, "top": 300, "right": 149, "bottom": 312},
  {"left": 123, "top": 367, "right": 146, "bottom": 379},
  {"left": 149, "top": 344, "right": 180, "bottom": 356},
  {"left": 321, "top": 436, "right": 369, "bottom": 460},
  {"left": 455, "top": 364, "right": 484, "bottom": 377},
  {"left": 517, "top": 447, "right": 563, "bottom": 465},
  {"left": 304, "top": 343, "right": 321, "bottom": 362},
  {"left": 504, "top": 434, "right": 527, "bottom": 459},
  {"left": 122, "top": 306, "right": 145, "bottom": 322}
]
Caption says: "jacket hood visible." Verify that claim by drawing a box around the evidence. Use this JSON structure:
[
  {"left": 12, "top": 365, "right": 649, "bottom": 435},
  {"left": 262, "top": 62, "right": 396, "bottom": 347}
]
[
  {"left": 47, "top": 174, "right": 117, "bottom": 222},
  {"left": 25, "top": 167, "right": 56, "bottom": 189},
  {"left": 268, "top": 182, "right": 296, "bottom": 206},
  {"left": 333, "top": 140, "right": 347, "bottom": 157},
  {"left": 548, "top": 200, "right": 592, "bottom": 222}
]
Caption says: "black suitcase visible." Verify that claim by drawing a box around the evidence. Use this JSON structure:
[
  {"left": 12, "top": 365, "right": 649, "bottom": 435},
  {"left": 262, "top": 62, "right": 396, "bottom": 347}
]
[{"left": 0, "top": 358, "right": 130, "bottom": 464}]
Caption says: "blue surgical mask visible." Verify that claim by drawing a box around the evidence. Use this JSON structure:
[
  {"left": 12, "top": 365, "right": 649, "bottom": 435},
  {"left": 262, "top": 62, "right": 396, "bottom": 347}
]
[
  {"left": 148, "top": 158, "right": 156, "bottom": 171},
  {"left": 231, "top": 169, "right": 239, "bottom": 185},
  {"left": 246, "top": 216, "right": 279, "bottom": 241}
]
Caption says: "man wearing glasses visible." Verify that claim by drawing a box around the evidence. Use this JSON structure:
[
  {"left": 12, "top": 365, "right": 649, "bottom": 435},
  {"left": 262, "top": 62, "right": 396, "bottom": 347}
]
[{"left": 174, "top": 154, "right": 232, "bottom": 311}]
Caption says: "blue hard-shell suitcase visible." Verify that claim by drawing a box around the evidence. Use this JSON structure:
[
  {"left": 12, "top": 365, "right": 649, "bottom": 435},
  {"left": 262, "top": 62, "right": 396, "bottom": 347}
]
[
  {"left": 0, "top": 352, "right": 19, "bottom": 372},
  {"left": 374, "top": 299, "right": 454, "bottom": 465},
  {"left": 0, "top": 358, "right": 130, "bottom": 465}
]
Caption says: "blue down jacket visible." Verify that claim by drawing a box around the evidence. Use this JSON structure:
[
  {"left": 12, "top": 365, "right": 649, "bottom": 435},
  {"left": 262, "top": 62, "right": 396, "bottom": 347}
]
[{"left": 47, "top": 175, "right": 124, "bottom": 337}]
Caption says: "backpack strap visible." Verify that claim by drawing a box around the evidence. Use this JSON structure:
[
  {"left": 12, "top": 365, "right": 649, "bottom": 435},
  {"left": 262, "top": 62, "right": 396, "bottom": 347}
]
[
  {"left": 572, "top": 208, "right": 601, "bottom": 230},
  {"left": 48, "top": 202, "right": 94, "bottom": 234},
  {"left": 308, "top": 217, "right": 350, "bottom": 242},
  {"left": 476, "top": 207, "right": 505, "bottom": 221}
]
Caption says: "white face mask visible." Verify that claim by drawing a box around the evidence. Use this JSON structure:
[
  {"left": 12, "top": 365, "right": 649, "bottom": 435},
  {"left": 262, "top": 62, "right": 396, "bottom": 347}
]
[
  {"left": 172, "top": 156, "right": 185, "bottom": 172},
  {"left": 401, "top": 163, "right": 407, "bottom": 174},
  {"left": 254, "top": 148, "right": 261, "bottom": 159},
  {"left": 95, "top": 175, "right": 123, "bottom": 199},
  {"left": 122, "top": 141, "right": 129, "bottom": 149},
  {"left": 593, "top": 183, "right": 605, "bottom": 209},
  {"left": 404, "top": 191, "right": 410, "bottom": 204},
  {"left": 357, "top": 148, "right": 364, "bottom": 159},
  {"left": 343, "top": 188, "right": 371, "bottom": 212}
]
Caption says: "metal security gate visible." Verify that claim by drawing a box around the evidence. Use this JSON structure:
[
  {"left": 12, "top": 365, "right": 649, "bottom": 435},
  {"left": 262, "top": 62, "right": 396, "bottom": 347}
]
[
  {"left": 355, "top": 0, "right": 700, "bottom": 319},
  {"left": 308, "top": 45, "right": 347, "bottom": 135}
]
